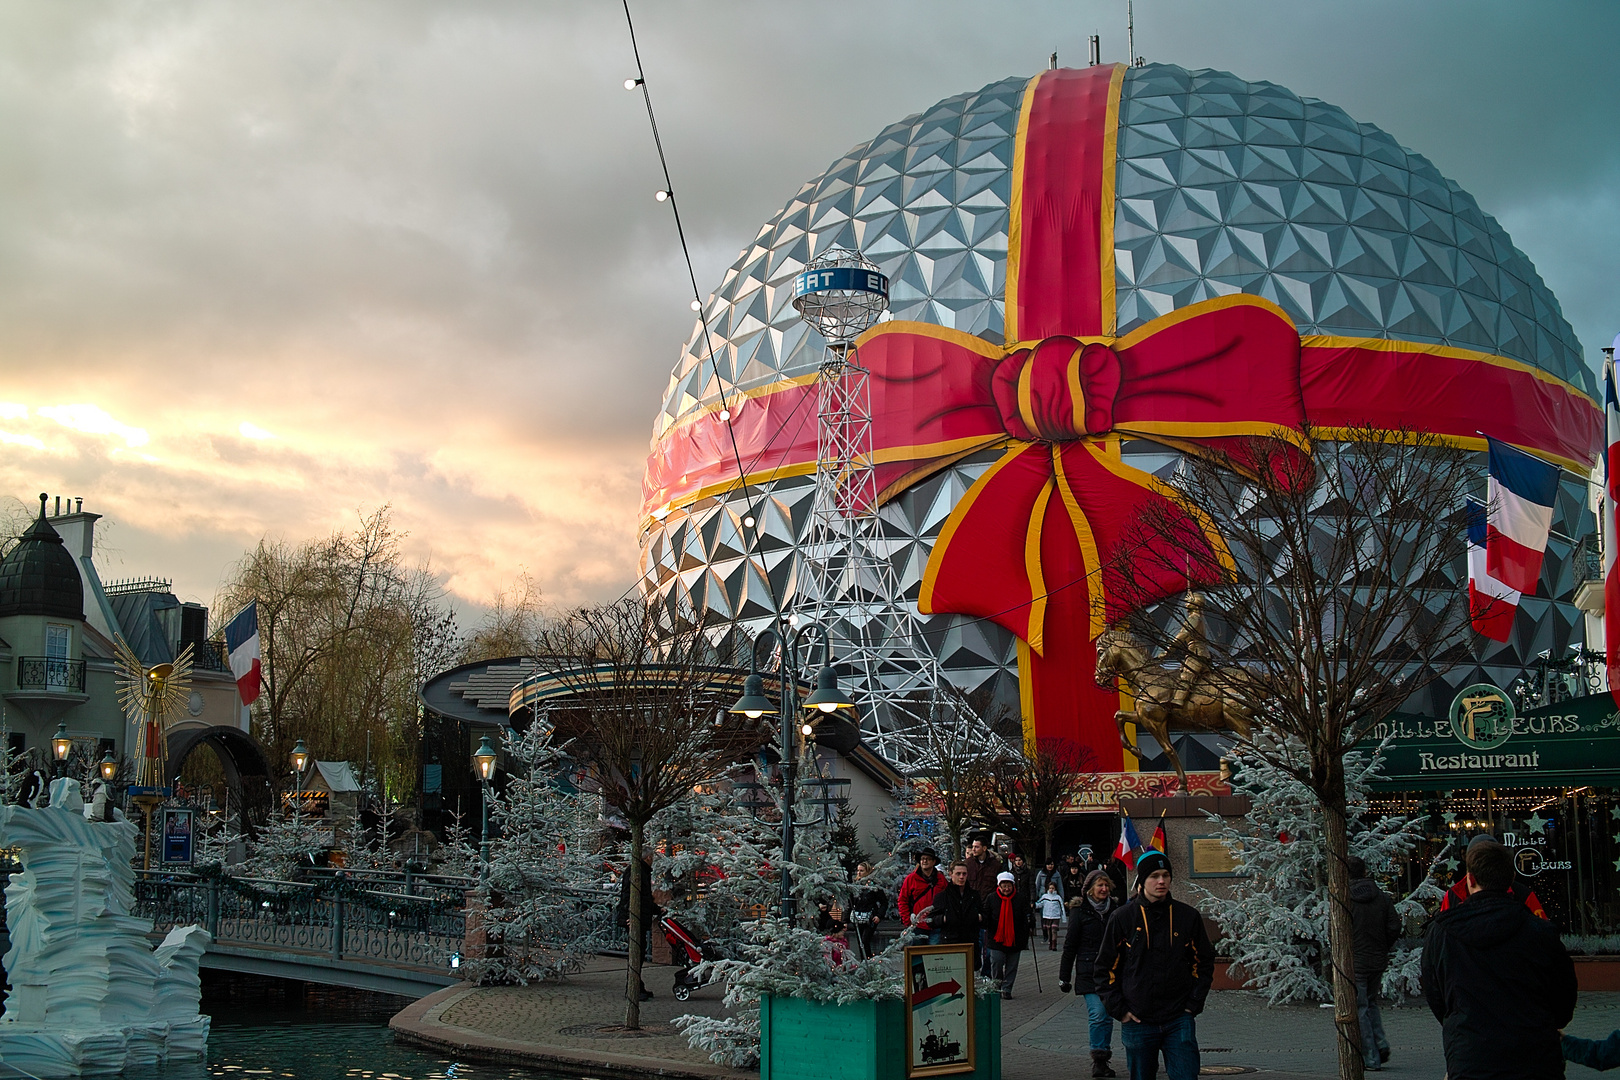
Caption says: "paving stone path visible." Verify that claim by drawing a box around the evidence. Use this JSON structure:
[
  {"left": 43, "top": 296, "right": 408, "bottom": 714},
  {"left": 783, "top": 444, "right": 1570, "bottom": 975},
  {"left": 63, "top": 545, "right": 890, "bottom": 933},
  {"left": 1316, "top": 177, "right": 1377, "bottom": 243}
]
[{"left": 392, "top": 956, "right": 1620, "bottom": 1079}]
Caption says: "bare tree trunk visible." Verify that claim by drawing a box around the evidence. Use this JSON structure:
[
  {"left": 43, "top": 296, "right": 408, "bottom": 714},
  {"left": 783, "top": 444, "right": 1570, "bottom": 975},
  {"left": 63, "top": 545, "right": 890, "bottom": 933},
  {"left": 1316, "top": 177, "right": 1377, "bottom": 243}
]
[
  {"left": 1320, "top": 794, "right": 1363, "bottom": 1080},
  {"left": 625, "top": 819, "right": 645, "bottom": 1030}
]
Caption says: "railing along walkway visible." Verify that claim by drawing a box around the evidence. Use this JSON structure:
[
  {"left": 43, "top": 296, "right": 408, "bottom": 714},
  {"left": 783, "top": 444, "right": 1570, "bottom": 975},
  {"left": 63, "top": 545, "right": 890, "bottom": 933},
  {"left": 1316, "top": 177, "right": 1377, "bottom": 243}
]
[{"left": 135, "top": 869, "right": 473, "bottom": 994}]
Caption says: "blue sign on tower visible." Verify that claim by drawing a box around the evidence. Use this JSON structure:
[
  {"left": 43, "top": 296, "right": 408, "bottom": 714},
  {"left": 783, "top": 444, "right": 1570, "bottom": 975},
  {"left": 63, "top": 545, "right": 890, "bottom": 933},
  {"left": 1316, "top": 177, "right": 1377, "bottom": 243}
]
[{"left": 792, "top": 266, "right": 889, "bottom": 300}]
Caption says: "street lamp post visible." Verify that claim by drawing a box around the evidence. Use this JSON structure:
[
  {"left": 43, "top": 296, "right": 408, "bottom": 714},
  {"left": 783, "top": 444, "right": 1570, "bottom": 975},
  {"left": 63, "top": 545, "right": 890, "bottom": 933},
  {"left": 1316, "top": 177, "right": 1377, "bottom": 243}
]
[
  {"left": 290, "top": 738, "right": 309, "bottom": 828},
  {"left": 473, "top": 735, "right": 498, "bottom": 873},
  {"left": 729, "top": 619, "right": 853, "bottom": 918},
  {"left": 50, "top": 722, "right": 71, "bottom": 779}
]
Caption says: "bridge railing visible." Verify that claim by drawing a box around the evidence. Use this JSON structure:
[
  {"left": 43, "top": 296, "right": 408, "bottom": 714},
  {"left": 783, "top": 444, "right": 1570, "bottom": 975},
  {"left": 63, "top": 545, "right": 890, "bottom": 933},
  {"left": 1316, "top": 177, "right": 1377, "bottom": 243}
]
[{"left": 134, "top": 869, "right": 470, "bottom": 976}]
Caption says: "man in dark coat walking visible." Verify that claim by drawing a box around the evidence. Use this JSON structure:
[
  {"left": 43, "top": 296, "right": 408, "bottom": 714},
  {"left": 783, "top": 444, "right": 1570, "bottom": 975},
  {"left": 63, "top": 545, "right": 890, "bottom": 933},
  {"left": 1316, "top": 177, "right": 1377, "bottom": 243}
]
[
  {"left": 1096, "top": 851, "right": 1213, "bottom": 1080},
  {"left": 1347, "top": 856, "right": 1401, "bottom": 1071},
  {"left": 936, "top": 861, "right": 982, "bottom": 962},
  {"left": 1061, "top": 868, "right": 1123, "bottom": 1077},
  {"left": 1422, "top": 836, "right": 1576, "bottom": 1080}
]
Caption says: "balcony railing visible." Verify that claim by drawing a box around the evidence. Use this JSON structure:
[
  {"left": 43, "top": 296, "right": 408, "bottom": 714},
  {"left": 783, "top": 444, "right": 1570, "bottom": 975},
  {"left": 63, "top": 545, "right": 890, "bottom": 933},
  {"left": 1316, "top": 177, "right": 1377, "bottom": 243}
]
[
  {"left": 189, "top": 639, "right": 228, "bottom": 672},
  {"left": 16, "top": 657, "right": 86, "bottom": 694},
  {"left": 1575, "top": 539, "right": 1603, "bottom": 585}
]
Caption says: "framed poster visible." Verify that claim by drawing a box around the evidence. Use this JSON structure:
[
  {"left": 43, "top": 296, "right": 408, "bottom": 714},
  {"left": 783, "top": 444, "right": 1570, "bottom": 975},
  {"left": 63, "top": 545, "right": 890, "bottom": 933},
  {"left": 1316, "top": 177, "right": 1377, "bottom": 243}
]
[
  {"left": 161, "top": 807, "right": 193, "bottom": 865},
  {"left": 904, "top": 943, "right": 975, "bottom": 1077}
]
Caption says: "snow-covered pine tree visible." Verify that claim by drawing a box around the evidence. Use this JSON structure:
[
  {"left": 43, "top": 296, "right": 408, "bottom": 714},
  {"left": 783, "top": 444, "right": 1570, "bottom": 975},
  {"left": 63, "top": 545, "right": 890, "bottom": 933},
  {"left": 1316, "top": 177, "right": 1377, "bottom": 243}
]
[
  {"left": 433, "top": 807, "right": 482, "bottom": 880},
  {"left": 653, "top": 772, "right": 781, "bottom": 943},
  {"left": 240, "top": 813, "right": 327, "bottom": 880},
  {"left": 194, "top": 794, "right": 245, "bottom": 869},
  {"left": 342, "top": 801, "right": 403, "bottom": 872},
  {"left": 1194, "top": 734, "right": 1443, "bottom": 1004},
  {"left": 671, "top": 751, "right": 897, "bottom": 1068},
  {"left": 470, "top": 720, "right": 615, "bottom": 984}
]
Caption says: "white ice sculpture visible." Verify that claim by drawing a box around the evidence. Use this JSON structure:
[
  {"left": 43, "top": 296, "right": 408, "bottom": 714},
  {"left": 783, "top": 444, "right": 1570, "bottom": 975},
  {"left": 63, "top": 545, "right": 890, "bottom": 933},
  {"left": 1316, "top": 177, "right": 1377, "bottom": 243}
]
[{"left": 0, "top": 778, "right": 211, "bottom": 1076}]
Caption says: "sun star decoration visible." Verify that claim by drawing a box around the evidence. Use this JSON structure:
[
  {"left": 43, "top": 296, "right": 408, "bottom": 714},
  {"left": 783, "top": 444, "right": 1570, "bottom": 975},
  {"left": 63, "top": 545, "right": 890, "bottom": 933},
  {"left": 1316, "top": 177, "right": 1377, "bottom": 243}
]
[{"left": 114, "top": 637, "right": 194, "bottom": 788}]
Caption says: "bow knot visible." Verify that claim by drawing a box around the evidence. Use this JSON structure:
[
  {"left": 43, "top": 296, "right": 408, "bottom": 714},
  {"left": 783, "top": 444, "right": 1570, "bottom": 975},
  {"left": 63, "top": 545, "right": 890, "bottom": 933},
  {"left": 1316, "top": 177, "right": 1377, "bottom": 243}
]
[{"left": 993, "top": 338, "right": 1121, "bottom": 443}]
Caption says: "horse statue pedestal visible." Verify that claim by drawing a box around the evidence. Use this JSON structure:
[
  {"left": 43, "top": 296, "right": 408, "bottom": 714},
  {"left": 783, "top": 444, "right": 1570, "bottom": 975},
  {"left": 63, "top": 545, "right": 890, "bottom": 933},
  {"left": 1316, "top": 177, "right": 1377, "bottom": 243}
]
[{"left": 0, "top": 779, "right": 211, "bottom": 1077}]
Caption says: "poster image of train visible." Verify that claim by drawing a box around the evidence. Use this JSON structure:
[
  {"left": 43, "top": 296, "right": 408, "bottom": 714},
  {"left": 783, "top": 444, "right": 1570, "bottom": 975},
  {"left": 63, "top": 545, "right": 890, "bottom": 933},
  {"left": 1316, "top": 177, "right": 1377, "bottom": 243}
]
[{"left": 904, "top": 944, "right": 975, "bottom": 1077}]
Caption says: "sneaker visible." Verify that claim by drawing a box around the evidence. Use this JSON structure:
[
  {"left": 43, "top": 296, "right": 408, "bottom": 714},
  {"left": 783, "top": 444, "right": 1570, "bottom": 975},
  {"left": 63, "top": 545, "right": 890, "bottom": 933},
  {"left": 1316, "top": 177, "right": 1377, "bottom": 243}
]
[
  {"left": 639, "top": 989, "right": 654, "bottom": 1001},
  {"left": 1000, "top": 990, "right": 1012, "bottom": 999},
  {"left": 1379, "top": 1048, "right": 1391, "bottom": 1064}
]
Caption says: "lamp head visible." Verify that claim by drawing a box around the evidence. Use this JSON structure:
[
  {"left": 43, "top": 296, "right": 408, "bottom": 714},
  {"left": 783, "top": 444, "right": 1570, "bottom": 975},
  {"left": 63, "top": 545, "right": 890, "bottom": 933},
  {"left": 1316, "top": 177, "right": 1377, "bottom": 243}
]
[
  {"left": 729, "top": 673, "right": 777, "bottom": 719},
  {"left": 51, "top": 722, "right": 71, "bottom": 762},
  {"left": 473, "top": 734, "right": 498, "bottom": 781},
  {"left": 99, "top": 750, "right": 118, "bottom": 783},
  {"left": 290, "top": 738, "right": 309, "bottom": 774},
  {"left": 801, "top": 666, "right": 853, "bottom": 713}
]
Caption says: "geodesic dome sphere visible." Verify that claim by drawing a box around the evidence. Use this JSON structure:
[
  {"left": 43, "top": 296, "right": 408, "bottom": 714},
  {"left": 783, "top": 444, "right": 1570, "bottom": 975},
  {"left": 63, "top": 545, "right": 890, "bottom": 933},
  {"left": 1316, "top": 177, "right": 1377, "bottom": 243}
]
[{"left": 639, "top": 63, "right": 1599, "bottom": 769}]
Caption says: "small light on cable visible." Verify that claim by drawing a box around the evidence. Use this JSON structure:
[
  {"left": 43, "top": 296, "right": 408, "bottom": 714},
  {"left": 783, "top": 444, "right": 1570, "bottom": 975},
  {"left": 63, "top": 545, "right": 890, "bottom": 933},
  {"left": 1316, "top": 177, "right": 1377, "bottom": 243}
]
[
  {"left": 625, "top": 78, "right": 643, "bottom": 91},
  {"left": 655, "top": 190, "right": 670, "bottom": 202},
  {"left": 690, "top": 299, "right": 702, "bottom": 311},
  {"left": 719, "top": 409, "right": 730, "bottom": 421},
  {"left": 800, "top": 722, "right": 814, "bottom": 737},
  {"left": 743, "top": 515, "right": 756, "bottom": 528}
]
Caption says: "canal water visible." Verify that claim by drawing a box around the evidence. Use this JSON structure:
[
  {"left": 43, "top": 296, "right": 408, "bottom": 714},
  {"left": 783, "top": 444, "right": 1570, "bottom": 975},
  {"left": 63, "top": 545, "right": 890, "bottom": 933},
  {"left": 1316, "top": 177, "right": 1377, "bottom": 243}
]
[{"left": 120, "top": 976, "right": 566, "bottom": 1080}]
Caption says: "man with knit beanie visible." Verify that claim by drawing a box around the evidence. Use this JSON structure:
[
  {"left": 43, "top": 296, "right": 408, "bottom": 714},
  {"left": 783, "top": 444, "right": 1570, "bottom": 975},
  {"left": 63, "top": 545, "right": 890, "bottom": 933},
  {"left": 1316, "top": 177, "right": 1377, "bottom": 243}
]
[{"left": 1095, "top": 851, "right": 1213, "bottom": 1080}]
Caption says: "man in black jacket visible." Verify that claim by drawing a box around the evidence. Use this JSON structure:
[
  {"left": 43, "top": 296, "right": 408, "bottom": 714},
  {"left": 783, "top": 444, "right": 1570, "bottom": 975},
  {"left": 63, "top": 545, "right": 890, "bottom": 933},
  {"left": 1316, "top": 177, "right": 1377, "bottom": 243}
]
[
  {"left": 1061, "top": 869, "right": 1123, "bottom": 1077},
  {"left": 1422, "top": 837, "right": 1576, "bottom": 1080},
  {"left": 1095, "top": 852, "right": 1213, "bottom": 1080},
  {"left": 936, "top": 861, "right": 982, "bottom": 965},
  {"left": 1348, "top": 856, "right": 1401, "bottom": 1071}
]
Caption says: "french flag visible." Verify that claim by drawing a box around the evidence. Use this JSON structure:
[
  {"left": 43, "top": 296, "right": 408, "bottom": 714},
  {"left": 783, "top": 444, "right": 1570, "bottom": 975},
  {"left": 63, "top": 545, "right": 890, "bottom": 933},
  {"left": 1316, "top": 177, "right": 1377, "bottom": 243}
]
[
  {"left": 1114, "top": 813, "right": 1142, "bottom": 872},
  {"left": 1466, "top": 499, "right": 1519, "bottom": 642},
  {"left": 1485, "top": 435, "right": 1559, "bottom": 595},
  {"left": 1605, "top": 353, "right": 1620, "bottom": 705},
  {"left": 224, "top": 601, "right": 263, "bottom": 706}
]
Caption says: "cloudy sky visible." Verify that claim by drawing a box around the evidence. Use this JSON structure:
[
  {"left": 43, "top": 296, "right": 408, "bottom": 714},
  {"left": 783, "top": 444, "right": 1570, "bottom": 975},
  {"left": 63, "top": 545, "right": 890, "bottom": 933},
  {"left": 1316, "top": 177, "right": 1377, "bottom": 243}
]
[{"left": 1, "top": 1, "right": 1616, "bottom": 621}]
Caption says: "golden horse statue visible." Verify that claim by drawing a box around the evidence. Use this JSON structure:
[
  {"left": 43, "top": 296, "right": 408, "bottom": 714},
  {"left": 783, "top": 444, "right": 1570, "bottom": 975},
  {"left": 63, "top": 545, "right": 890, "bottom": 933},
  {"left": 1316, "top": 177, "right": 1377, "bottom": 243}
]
[{"left": 1094, "top": 614, "right": 1260, "bottom": 792}]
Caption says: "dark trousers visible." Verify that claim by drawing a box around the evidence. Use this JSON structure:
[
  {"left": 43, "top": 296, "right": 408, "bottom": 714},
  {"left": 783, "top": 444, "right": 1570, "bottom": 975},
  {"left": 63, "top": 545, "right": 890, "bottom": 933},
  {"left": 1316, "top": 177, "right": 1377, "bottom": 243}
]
[
  {"left": 1355, "top": 973, "right": 1389, "bottom": 1069},
  {"left": 1121, "top": 1014, "right": 1198, "bottom": 1080}
]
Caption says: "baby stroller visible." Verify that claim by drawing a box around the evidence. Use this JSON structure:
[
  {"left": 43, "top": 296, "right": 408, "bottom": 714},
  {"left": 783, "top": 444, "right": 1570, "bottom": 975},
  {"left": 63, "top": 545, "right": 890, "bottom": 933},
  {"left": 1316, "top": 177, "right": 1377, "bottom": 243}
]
[{"left": 662, "top": 914, "right": 726, "bottom": 1001}]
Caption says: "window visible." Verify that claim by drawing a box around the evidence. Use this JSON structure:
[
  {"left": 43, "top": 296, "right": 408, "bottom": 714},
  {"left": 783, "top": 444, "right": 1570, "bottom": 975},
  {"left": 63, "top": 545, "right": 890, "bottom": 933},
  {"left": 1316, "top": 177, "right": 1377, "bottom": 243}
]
[{"left": 44, "top": 625, "right": 71, "bottom": 691}]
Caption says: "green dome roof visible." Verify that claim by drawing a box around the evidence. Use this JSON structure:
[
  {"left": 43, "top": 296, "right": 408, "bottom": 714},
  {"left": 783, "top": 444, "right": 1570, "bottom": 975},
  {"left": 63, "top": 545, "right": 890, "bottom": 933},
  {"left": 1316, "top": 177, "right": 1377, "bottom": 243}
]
[{"left": 0, "top": 494, "right": 84, "bottom": 620}]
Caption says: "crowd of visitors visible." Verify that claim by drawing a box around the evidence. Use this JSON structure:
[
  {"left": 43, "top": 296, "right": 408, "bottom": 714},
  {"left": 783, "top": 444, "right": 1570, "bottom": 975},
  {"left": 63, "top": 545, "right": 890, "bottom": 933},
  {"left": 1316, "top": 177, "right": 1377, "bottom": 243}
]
[{"left": 876, "top": 829, "right": 1600, "bottom": 1080}]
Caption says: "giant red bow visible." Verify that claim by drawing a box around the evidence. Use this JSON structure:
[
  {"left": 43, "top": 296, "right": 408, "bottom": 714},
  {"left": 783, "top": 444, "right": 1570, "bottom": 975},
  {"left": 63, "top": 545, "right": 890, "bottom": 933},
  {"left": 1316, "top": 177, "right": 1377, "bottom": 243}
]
[{"left": 858, "top": 295, "right": 1312, "bottom": 758}]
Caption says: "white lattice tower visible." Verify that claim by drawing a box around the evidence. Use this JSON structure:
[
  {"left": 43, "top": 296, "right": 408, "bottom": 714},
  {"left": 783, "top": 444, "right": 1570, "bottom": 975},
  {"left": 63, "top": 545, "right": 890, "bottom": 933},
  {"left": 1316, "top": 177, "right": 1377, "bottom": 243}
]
[{"left": 791, "top": 249, "right": 951, "bottom": 766}]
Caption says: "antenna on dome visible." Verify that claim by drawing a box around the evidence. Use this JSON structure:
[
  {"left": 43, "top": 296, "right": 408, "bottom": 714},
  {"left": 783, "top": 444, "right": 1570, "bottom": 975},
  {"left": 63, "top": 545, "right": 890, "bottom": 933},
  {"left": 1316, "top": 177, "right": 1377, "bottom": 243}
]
[
  {"left": 1089, "top": 35, "right": 1101, "bottom": 66},
  {"left": 1127, "top": 0, "right": 1144, "bottom": 66},
  {"left": 1050, "top": 51, "right": 1058, "bottom": 70}
]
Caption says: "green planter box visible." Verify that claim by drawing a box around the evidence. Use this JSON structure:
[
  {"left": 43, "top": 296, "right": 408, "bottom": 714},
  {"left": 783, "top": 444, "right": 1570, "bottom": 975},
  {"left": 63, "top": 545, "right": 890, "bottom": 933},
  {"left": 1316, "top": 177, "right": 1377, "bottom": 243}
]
[{"left": 759, "top": 993, "right": 1000, "bottom": 1080}]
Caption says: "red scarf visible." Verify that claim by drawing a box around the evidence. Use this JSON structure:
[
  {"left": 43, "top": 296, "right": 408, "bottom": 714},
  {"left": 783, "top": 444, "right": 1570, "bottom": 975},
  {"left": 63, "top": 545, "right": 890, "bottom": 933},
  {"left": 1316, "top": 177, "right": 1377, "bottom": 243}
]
[{"left": 993, "top": 888, "right": 1018, "bottom": 948}]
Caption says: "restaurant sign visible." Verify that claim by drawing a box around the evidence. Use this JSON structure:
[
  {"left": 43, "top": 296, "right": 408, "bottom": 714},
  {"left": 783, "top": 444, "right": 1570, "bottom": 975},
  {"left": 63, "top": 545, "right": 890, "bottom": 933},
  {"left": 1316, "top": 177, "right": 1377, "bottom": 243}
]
[{"left": 1365, "top": 689, "right": 1620, "bottom": 790}]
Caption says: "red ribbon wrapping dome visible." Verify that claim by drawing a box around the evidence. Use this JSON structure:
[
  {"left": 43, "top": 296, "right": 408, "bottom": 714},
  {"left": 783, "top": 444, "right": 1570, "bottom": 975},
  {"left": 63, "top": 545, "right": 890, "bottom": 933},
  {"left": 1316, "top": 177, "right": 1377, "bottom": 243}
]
[{"left": 641, "top": 65, "right": 1601, "bottom": 768}]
